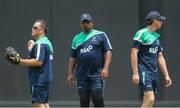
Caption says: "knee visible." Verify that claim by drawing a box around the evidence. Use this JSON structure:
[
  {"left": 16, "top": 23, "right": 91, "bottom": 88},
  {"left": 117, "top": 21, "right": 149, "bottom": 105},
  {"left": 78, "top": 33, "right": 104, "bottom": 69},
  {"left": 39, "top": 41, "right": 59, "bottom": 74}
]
[
  {"left": 44, "top": 103, "right": 49, "bottom": 108},
  {"left": 79, "top": 92, "right": 90, "bottom": 100},
  {"left": 91, "top": 91, "right": 104, "bottom": 107},
  {"left": 91, "top": 91, "right": 103, "bottom": 101},
  {"left": 78, "top": 92, "right": 90, "bottom": 107},
  {"left": 33, "top": 103, "right": 44, "bottom": 108},
  {"left": 143, "top": 92, "right": 155, "bottom": 103},
  {"left": 144, "top": 96, "right": 155, "bottom": 104},
  {"left": 148, "top": 97, "right": 155, "bottom": 103}
]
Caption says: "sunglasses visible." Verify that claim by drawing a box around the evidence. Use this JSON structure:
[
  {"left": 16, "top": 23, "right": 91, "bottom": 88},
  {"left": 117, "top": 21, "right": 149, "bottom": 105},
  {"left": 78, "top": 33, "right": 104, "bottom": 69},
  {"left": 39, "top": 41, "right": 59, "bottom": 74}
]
[
  {"left": 81, "top": 20, "right": 91, "bottom": 24},
  {"left": 32, "top": 26, "right": 41, "bottom": 30}
]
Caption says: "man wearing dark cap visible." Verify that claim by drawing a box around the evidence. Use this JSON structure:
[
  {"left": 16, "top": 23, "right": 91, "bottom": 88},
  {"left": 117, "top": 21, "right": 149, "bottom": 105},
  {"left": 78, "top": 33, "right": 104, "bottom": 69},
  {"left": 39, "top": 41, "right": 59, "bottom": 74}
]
[
  {"left": 67, "top": 13, "right": 112, "bottom": 107},
  {"left": 131, "top": 11, "right": 172, "bottom": 107}
]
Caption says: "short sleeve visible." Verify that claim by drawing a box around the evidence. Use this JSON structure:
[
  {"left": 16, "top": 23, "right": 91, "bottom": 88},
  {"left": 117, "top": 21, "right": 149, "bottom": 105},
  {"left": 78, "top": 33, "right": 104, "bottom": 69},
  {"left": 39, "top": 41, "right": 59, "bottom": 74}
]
[
  {"left": 70, "top": 48, "right": 77, "bottom": 57},
  {"left": 70, "top": 37, "right": 77, "bottom": 57},
  {"left": 101, "top": 33, "right": 113, "bottom": 52},
  {"left": 33, "top": 44, "right": 45, "bottom": 62},
  {"left": 132, "top": 40, "right": 141, "bottom": 49},
  {"left": 158, "top": 42, "right": 163, "bottom": 53}
]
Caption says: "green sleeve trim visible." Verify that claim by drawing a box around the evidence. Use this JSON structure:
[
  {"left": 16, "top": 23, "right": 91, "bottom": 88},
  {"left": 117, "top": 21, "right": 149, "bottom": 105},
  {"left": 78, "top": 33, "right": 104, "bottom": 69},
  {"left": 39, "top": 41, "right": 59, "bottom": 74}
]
[
  {"left": 133, "top": 28, "right": 160, "bottom": 45},
  {"left": 35, "top": 36, "right": 53, "bottom": 53},
  {"left": 72, "top": 29, "right": 104, "bottom": 49}
]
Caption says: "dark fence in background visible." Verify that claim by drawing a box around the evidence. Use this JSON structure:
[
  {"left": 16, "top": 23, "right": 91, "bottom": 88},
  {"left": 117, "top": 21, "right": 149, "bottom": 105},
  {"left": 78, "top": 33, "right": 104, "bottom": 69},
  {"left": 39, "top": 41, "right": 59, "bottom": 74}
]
[{"left": 0, "top": 0, "right": 179, "bottom": 106}]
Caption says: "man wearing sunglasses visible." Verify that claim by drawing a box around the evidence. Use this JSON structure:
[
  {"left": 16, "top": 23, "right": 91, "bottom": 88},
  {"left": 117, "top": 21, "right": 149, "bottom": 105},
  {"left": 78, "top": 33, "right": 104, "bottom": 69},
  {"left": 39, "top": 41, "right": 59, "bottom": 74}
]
[
  {"left": 67, "top": 13, "right": 112, "bottom": 107},
  {"left": 131, "top": 11, "right": 172, "bottom": 107},
  {"left": 11, "top": 20, "right": 53, "bottom": 108}
]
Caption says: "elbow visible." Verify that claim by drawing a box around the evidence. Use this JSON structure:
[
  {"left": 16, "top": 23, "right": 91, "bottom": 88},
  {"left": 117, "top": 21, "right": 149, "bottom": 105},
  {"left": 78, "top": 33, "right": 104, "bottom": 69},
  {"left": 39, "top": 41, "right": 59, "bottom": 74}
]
[
  {"left": 38, "top": 62, "right": 43, "bottom": 66},
  {"left": 35, "top": 61, "right": 43, "bottom": 66}
]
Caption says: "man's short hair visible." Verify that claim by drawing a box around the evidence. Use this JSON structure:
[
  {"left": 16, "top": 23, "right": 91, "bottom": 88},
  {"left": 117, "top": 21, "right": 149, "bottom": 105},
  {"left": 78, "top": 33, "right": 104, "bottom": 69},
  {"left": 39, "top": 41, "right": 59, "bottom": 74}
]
[{"left": 35, "top": 19, "right": 48, "bottom": 34}]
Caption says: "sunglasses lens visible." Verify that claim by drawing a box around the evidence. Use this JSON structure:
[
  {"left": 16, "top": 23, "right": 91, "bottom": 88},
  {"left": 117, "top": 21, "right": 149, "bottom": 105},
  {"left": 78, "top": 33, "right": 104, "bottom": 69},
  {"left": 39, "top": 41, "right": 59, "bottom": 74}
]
[
  {"left": 82, "top": 20, "right": 90, "bottom": 24},
  {"left": 32, "top": 26, "right": 38, "bottom": 29}
]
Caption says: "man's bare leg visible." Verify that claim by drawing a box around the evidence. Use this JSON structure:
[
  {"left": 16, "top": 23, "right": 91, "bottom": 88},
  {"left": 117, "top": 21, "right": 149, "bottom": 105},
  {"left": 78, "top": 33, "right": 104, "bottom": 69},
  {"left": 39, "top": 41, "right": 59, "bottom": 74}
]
[{"left": 141, "top": 91, "right": 155, "bottom": 108}]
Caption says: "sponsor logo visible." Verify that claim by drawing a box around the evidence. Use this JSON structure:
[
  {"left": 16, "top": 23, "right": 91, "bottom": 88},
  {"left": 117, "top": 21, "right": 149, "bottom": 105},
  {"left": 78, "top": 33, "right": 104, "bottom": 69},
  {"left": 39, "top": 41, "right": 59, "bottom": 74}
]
[
  {"left": 156, "top": 39, "right": 160, "bottom": 45},
  {"left": 92, "top": 37, "right": 97, "bottom": 42},
  {"left": 80, "top": 45, "right": 93, "bottom": 53},
  {"left": 147, "top": 85, "right": 152, "bottom": 88},
  {"left": 149, "top": 47, "right": 158, "bottom": 54},
  {"left": 49, "top": 55, "right": 53, "bottom": 60}
]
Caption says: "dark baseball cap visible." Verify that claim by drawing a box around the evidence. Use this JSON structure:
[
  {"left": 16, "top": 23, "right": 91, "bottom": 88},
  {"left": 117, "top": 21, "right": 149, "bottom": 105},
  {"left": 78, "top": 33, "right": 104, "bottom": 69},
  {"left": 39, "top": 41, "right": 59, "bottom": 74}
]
[
  {"left": 145, "top": 11, "right": 166, "bottom": 21},
  {"left": 80, "top": 13, "right": 92, "bottom": 22}
]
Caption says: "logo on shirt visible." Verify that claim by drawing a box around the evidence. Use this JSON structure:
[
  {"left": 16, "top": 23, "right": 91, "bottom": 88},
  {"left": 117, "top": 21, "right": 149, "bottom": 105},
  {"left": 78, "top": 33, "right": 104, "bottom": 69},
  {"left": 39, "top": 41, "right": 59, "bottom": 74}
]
[
  {"left": 91, "top": 37, "right": 97, "bottom": 42},
  {"left": 147, "top": 85, "right": 152, "bottom": 88},
  {"left": 80, "top": 45, "right": 93, "bottom": 53},
  {"left": 49, "top": 55, "right": 53, "bottom": 60},
  {"left": 149, "top": 47, "right": 158, "bottom": 54},
  {"left": 156, "top": 39, "right": 160, "bottom": 45}
]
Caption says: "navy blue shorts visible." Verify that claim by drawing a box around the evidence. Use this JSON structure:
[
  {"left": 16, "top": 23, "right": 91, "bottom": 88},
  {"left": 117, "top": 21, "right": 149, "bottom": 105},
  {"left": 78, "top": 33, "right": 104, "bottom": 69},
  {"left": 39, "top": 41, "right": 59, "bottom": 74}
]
[
  {"left": 139, "top": 71, "right": 158, "bottom": 95},
  {"left": 31, "top": 86, "right": 50, "bottom": 104},
  {"left": 76, "top": 78, "right": 105, "bottom": 93}
]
